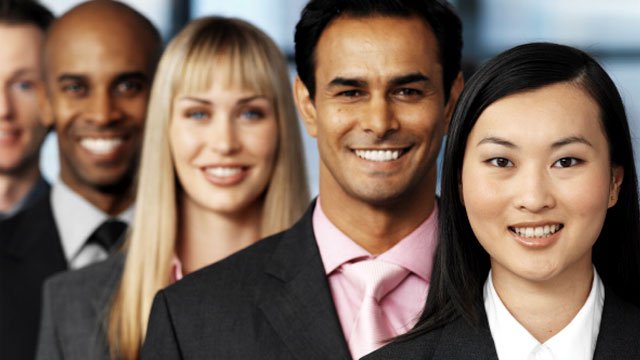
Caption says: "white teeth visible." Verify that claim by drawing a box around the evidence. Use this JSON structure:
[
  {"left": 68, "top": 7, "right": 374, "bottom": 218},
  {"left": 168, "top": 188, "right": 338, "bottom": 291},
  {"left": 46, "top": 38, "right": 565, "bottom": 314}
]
[
  {"left": 354, "top": 149, "right": 401, "bottom": 162},
  {"left": 512, "top": 224, "right": 561, "bottom": 238},
  {"left": 80, "top": 137, "right": 123, "bottom": 155},
  {"left": 205, "top": 167, "right": 243, "bottom": 178}
]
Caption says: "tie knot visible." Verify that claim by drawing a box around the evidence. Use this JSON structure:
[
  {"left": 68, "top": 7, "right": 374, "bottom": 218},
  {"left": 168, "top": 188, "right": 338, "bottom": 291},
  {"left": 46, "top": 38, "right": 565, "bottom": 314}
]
[
  {"left": 87, "top": 219, "right": 127, "bottom": 252},
  {"left": 342, "top": 259, "right": 409, "bottom": 302}
]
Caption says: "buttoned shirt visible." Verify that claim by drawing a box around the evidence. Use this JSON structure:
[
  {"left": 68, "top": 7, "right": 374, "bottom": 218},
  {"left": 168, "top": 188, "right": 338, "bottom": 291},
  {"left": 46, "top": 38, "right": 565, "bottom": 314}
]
[
  {"left": 313, "top": 197, "right": 438, "bottom": 343},
  {"left": 51, "top": 180, "right": 134, "bottom": 269},
  {"left": 484, "top": 268, "right": 604, "bottom": 360}
]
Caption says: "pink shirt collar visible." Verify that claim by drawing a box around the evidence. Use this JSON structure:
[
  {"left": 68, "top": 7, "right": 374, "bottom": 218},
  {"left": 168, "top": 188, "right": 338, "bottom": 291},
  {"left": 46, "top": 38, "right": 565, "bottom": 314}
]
[{"left": 313, "top": 197, "right": 438, "bottom": 281}]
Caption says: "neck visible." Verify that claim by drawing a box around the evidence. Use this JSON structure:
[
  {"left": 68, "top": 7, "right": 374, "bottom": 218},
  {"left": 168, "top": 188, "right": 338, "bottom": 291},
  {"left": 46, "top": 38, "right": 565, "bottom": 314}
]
[
  {"left": 491, "top": 259, "right": 594, "bottom": 343},
  {"left": 319, "top": 165, "right": 436, "bottom": 255},
  {"left": 0, "top": 166, "right": 41, "bottom": 213},
  {"left": 176, "top": 196, "right": 262, "bottom": 275},
  {"left": 60, "top": 174, "right": 134, "bottom": 216}
]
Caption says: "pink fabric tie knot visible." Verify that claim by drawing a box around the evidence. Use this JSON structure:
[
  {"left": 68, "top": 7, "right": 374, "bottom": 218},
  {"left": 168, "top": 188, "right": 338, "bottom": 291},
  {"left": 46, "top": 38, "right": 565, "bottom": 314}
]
[{"left": 341, "top": 259, "right": 410, "bottom": 359}]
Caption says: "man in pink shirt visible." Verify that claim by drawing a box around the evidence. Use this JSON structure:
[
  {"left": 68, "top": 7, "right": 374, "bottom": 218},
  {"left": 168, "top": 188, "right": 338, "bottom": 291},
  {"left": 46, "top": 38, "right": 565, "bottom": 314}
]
[{"left": 142, "top": 1, "right": 464, "bottom": 359}]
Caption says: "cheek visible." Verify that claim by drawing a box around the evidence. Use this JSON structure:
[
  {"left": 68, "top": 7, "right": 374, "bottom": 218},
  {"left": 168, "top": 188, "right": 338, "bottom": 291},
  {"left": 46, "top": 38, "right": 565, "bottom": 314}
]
[
  {"left": 169, "top": 125, "right": 200, "bottom": 167},
  {"left": 461, "top": 163, "right": 510, "bottom": 245},
  {"left": 246, "top": 122, "right": 279, "bottom": 168}
]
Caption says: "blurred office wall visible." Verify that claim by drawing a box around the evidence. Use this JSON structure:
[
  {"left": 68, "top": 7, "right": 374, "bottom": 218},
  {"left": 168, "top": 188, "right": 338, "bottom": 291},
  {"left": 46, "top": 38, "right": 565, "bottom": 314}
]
[{"left": 38, "top": 0, "right": 640, "bottom": 195}]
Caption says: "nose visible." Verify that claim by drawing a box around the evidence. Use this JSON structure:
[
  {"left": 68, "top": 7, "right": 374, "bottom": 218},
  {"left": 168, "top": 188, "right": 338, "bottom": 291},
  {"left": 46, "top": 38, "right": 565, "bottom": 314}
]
[
  {"left": 85, "top": 89, "right": 123, "bottom": 125},
  {"left": 514, "top": 166, "right": 556, "bottom": 212},
  {"left": 360, "top": 95, "right": 398, "bottom": 138},
  {"left": 208, "top": 116, "right": 241, "bottom": 155},
  {"left": 0, "top": 86, "right": 14, "bottom": 120}
]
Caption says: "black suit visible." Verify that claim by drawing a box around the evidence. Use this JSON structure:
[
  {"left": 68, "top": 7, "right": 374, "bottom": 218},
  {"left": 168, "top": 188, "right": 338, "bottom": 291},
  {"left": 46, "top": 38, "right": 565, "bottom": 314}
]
[
  {"left": 142, "top": 203, "right": 351, "bottom": 359},
  {"left": 363, "top": 288, "right": 640, "bottom": 360},
  {"left": 0, "top": 193, "right": 67, "bottom": 360}
]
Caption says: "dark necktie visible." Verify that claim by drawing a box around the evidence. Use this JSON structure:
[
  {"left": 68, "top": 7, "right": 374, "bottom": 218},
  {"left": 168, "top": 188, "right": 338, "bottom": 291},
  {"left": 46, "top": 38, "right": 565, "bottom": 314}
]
[{"left": 87, "top": 219, "right": 127, "bottom": 253}]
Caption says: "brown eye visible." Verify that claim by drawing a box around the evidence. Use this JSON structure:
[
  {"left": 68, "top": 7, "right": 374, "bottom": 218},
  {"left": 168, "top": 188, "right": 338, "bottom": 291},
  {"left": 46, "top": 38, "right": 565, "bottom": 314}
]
[
  {"left": 553, "top": 157, "right": 581, "bottom": 168},
  {"left": 488, "top": 157, "right": 513, "bottom": 168}
]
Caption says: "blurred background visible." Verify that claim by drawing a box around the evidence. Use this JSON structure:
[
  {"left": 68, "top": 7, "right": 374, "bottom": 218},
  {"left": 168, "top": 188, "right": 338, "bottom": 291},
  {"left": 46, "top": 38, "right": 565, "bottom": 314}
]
[{"left": 39, "top": 0, "right": 640, "bottom": 195}]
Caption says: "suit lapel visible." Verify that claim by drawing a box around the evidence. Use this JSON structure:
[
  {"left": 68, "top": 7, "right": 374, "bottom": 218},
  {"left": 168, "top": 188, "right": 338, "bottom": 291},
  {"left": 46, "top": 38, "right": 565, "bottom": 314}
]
[
  {"left": 257, "top": 203, "right": 351, "bottom": 360},
  {"left": 432, "top": 313, "right": 499, "bottom": 360},
  {"left": 593, "top": 288, "right": 640, "bottom": 359},
  {"left": 1, "top": 195, "right": 66, "bottom": 268}
]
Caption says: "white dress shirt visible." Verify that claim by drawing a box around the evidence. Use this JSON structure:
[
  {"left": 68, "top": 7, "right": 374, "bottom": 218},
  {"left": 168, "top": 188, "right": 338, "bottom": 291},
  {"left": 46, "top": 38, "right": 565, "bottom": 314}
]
[
  {"left": 484, "top": 268, "right": 604, "bottom": 360},
  {"left": 51, "top": 180, "right": 134, "bottom": 269}
]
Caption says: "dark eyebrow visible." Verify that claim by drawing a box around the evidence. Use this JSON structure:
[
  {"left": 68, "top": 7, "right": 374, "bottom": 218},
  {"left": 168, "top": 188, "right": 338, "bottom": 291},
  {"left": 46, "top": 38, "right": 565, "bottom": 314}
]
[
  {"left": 57, "top": 74, "right": 87, "bottom": 83},
  {"left": 113, "top": 72, "right": 149, "bottom": 84},
  {"left": 477, "top": 136, "right": 517, "bottom": 148},
  {"left": 328, "top": 77, "right": 367, "bottom": 88},
  {"left": 389, "top": 72, "right": 429, "bottom": 87},
  {"left": 551, "top": 136, "right": 594, "bottom": 149}
]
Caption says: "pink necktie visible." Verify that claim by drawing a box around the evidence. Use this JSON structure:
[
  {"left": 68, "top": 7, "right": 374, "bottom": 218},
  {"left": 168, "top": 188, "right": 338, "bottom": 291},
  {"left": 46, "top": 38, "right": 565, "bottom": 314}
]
[{"left": 342, "top": 259, "right": 410, "bottom": 359}]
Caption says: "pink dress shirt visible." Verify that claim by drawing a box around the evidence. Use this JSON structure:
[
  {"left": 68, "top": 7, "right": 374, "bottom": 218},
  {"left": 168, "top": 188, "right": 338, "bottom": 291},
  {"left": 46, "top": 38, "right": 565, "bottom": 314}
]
[{"left": 313, "top": 198, "right": 438, "bottom": 343}]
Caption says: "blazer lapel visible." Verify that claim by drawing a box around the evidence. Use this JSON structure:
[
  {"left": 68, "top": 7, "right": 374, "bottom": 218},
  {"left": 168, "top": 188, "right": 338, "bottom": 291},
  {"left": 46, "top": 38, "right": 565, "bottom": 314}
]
[
  {"left": 257, "top": 202, "right": 351, "bottom": 360},
  {"left": 593, "top": 288, "right": 640, "bottom": 359}
]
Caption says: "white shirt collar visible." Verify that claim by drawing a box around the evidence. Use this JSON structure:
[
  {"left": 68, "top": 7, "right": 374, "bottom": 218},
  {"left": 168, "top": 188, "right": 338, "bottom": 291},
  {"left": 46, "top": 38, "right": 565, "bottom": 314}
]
[
  {"left": 483, "top": 268, "right": 604, "bottom": 360},
  {"left": 51, "top": 179, "right": 134, "bottom": 264}
]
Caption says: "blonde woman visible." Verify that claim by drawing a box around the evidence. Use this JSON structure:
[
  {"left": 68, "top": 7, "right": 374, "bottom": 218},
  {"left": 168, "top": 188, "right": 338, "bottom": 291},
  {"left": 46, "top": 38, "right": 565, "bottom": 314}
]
[{"left": 36, "top": 16, "right": 309, "bottom": 360}]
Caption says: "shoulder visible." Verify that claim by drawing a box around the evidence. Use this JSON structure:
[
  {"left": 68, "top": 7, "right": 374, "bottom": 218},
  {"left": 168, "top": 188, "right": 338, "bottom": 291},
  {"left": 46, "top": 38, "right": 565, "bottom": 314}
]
[
  {"left": 365, "top": 315, "right": 497, "bottom": 360},
  {"left": 594, "top": 288, "right": 640, "bottom": 356},
  {"left": 163, "top": 229, "right": 286, "bottom": 301},
  {"left": 43, "top": 253, "right": 124, "bottom": 302}
]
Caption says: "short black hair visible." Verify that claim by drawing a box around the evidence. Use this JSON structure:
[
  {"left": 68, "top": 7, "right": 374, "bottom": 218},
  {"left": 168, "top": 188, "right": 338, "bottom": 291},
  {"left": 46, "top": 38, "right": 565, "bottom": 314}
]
[
  {"left": 406, "top": 42, "right": 640, "bottom": 337},
  {"left": 0, "top": 0, "right": 54, "bottom": 31},
  {"left": 294, "top": 0, "right": 462, "bottom": 100}
]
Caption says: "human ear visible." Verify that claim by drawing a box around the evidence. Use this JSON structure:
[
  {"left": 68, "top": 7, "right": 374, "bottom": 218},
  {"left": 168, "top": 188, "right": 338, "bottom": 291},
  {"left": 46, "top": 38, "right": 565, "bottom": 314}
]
[
  {"left": 443, "top": 72, "right": 464, "bottom": 133},
  {"left": 293, "top": 76, "right": 318, "bottom": 138},
  {"left": 608, "top": 165, "right": 624, "bottom": 208}
]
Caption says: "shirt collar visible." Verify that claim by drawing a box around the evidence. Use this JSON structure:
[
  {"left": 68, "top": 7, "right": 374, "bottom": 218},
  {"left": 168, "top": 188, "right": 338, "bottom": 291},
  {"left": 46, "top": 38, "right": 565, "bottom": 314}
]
[
  {"left": 484, "top": 268, "right": 604, "bottom": 360},
  {"left": 51, "top": 179, "right": 135, "bottom": 261},
  {"left": 312, "top": 196, "right": 438, "bottom": 281}
]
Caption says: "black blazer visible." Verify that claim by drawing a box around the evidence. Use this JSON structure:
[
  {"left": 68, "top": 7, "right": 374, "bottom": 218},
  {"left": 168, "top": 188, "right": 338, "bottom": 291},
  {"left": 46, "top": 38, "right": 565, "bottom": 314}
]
[
  {"left": 0, "top": 194, "right": 67, "bottom": 360},
  {"left": 141, "top": 203, "right": 351, "bottom": 360},
  {"left": 363, "top": 288, "right": 640, "bottom": 360}
]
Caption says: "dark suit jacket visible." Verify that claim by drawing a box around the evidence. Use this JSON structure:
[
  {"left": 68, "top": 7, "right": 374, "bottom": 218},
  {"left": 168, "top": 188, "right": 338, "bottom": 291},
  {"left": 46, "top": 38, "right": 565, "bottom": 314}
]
[
  {"left": 0, "top": 194, "right": 67, "bottom": 360},
  {"left": 363, "top": 288, "right": 640, "bottom": 360},
  {"left": 36, "top": 253, "right": 124, "bottom": 360},
  {"left": 141, "top": 203, "right": 351, "bottom": 360}
]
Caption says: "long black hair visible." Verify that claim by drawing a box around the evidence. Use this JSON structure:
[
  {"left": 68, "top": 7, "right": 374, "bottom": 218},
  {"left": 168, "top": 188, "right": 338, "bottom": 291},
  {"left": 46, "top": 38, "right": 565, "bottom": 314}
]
[{"left": 406, "top": 42, "right": 640, "bottom": 337}]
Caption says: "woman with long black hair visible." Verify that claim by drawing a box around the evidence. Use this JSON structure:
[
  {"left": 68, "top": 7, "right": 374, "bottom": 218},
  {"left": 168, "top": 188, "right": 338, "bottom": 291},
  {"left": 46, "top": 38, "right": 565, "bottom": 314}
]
[{"left": 366, "top": 42, "right": 640, "bottom": 359}]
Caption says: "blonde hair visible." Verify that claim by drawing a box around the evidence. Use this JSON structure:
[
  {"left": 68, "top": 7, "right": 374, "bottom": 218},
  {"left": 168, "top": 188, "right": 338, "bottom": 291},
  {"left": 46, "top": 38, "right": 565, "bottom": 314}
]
[{"left": 108, "top": 17, "right": 309, "bottom": 359}]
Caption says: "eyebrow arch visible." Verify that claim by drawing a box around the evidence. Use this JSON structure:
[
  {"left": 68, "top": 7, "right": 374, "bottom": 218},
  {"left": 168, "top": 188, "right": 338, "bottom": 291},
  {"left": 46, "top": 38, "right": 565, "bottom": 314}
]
[
  {"left": 477, "top": 136, "right": 517, "bottom": 148},
  {"left": 328, "top": 77, "right": 367, "bottom": 88},
  {"left": 113, "top": 72, "right": 149, "bottom": 84},
  {"left": 177, "top": 95, "right": 268, "bottom": 106},
  {"left": 57, "top": 74, "right": 86, "bottom": 83},
  {"left": 389, "top": 72, "right": 429, "bottom": 86},
  {"left": 551, "top": 136, "right": 594, "bottom": 148}
]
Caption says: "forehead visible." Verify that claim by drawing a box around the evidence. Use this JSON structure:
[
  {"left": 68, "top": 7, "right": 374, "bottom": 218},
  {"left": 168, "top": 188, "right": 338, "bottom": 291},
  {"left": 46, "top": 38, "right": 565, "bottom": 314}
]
[
  {"left": 0, "top": 24, "right": 42, "bottom": 70},
  {"left": 314, "top": 15, "right": 442, "bottom": 84},
  {"left": 46, "top": 20, "right": 153, "bottom": 80},
  {"left": 472, "top": 83, "right": 604, "bottom": 143}
]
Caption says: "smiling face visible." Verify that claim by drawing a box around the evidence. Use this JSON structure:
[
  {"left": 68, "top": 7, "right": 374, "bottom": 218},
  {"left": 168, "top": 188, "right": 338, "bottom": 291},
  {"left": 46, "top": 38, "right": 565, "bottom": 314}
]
[
  {"left": 45, "top": 12, "right": 156, "bottom": 195},
  {"left": 296, "top": 15, "right": 460, "bottom": 209},
  {"left": 0, "top": 24, "right": 48, "bottom": 175},
  {"left": 461, "top": 82, "right": 623, "bottom": 284},
  {"left": 169, "top": 70, "right": 278, "bottom": 216}
]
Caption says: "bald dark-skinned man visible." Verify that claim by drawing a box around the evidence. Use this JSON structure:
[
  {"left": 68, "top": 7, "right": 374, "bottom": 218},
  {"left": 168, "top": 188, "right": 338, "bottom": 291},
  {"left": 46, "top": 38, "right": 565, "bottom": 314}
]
[{"left": 0, "top": 1, "right": 161, "bottom": 358}]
